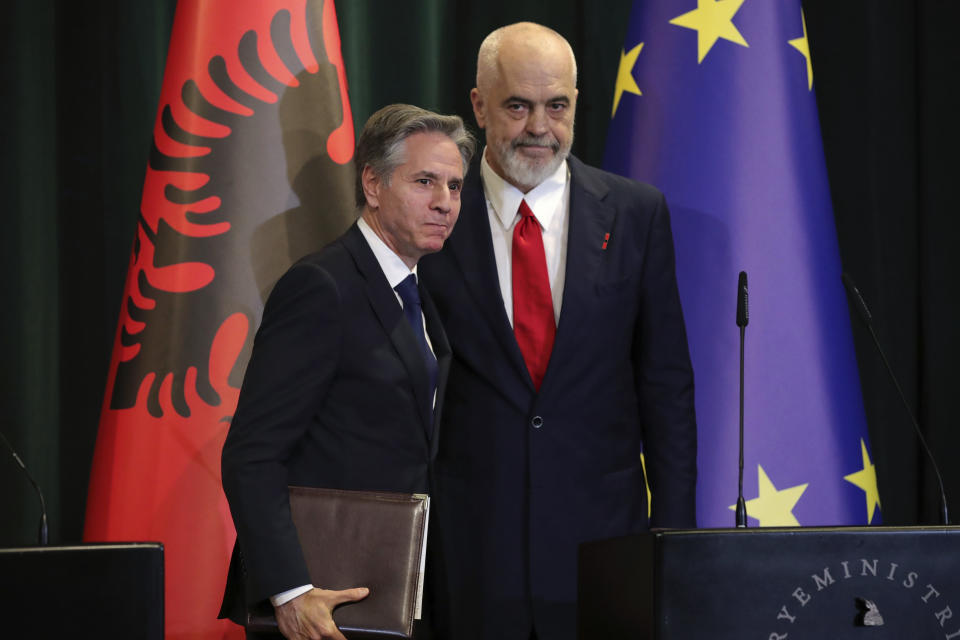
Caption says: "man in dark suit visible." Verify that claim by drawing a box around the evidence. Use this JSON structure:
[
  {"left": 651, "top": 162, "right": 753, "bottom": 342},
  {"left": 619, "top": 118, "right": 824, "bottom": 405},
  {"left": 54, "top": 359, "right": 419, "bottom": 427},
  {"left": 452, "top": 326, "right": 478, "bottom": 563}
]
[
  {"left": 418, "top": 23, "right": 697, "bottom": 640},
  {"left": 219, "top": 104, "right": 474, "bottom": 640}
]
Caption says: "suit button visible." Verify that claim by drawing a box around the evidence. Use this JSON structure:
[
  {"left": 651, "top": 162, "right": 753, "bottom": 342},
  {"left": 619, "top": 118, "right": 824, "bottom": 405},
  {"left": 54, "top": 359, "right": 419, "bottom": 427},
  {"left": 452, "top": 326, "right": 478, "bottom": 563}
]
[{"left": 531, "top": 416, "right": 543, "bottom": 429}]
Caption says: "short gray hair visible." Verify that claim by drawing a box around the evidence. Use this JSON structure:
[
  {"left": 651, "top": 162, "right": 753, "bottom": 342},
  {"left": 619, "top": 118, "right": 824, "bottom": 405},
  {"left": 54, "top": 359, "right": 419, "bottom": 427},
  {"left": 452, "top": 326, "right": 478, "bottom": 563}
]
[{"left": 355, "top": 104, "right": 476, "bottom": 207}]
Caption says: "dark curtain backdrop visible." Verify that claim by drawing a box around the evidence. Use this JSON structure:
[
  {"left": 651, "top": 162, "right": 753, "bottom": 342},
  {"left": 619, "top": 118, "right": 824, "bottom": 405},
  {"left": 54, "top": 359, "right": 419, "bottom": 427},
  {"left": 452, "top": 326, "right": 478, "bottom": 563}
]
[{"left": 1, "top": 0, "right": 957, "bottom": 547}]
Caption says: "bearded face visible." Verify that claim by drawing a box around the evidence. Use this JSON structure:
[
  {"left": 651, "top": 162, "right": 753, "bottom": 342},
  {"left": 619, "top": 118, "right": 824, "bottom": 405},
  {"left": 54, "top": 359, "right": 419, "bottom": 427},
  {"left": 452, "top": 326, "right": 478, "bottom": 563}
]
[
  {"left": 471, "top": 39, "right": 578, "bottom": 193},
  {"left": 486, "top": 127, "right": 573, "bottom": 191}
]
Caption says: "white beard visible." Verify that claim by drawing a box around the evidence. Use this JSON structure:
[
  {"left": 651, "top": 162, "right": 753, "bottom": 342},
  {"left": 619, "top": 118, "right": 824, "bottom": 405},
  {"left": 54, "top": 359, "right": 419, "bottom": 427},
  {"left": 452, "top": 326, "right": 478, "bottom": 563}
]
[{"left": 490, "top": 132, "right": 573, "bottom": 191}]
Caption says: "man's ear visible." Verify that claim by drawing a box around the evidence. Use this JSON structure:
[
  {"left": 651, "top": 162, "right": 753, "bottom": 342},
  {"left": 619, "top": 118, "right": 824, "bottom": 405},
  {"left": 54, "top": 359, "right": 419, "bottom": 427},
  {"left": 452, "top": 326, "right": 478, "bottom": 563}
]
[
  {"left": 470, "top": 88, "right": 487, "bottom": 129},
  {"left": 361, "top": 165, "right": 381, "bottom": 208}
]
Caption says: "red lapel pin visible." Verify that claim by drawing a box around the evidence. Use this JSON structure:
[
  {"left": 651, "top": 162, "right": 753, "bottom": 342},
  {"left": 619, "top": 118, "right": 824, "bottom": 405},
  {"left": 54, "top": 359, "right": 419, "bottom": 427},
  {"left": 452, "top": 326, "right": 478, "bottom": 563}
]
[{"left": 601, "top": 232, "right": 610, "bottom": 250}]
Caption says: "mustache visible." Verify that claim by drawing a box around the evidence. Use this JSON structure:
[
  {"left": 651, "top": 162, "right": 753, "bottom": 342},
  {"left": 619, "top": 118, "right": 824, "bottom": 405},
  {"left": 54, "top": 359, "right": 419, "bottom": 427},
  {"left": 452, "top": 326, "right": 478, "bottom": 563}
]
[{"left": 511, "top": 135, "right": 560, "bottom": 153}]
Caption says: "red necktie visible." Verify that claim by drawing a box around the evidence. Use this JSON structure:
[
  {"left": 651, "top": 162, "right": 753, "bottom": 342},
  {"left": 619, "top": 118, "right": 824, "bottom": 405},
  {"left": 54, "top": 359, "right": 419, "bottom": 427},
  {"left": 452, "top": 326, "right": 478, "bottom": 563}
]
[{"left": 512, "top": 199, "right": 556, "bottom": 390}]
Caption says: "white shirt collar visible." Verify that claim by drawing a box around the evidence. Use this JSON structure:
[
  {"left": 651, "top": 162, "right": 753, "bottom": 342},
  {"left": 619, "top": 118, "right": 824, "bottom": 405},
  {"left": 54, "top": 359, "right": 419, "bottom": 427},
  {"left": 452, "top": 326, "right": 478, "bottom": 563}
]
[
  {"left": 356, "top": 216, "right": 417, "bottom": 289},
  {"left": 480, "top": 148, "right": 569, "bottom": 232}
]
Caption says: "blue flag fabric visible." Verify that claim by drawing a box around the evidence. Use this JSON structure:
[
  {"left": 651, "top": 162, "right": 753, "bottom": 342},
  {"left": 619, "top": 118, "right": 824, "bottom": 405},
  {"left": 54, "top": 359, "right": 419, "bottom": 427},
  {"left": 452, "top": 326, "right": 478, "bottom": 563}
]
[{"left": 604, "top": 0, "right": 880, "bottom": 527}]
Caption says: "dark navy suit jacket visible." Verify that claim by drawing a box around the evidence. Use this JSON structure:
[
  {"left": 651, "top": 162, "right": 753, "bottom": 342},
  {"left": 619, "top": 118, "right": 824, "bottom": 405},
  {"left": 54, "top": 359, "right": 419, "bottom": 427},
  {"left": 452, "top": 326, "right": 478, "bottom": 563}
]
[
  {"left": 419, "top": 155, "right": 697, "bottom": 640},
  {"left": 219, "top": 222, "right": 450, "bottom": 630}
]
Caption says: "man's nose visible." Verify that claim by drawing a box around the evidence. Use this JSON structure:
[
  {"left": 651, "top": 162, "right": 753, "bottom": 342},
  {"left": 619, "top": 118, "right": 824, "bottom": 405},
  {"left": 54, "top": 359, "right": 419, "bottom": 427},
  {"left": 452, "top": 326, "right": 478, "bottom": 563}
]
[
  {"left": 526, "top": 107, "right": 549, "bottom": 136},
  {"left": 431, "top": 185, "right": 453, "bottom": 212}
]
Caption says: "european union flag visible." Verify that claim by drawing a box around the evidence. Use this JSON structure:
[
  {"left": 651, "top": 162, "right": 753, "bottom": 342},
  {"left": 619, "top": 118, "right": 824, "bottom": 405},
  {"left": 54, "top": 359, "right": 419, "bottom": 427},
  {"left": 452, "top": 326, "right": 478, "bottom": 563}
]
[{"left": 605, "top": 0, "right": 880, "bottom": 527}]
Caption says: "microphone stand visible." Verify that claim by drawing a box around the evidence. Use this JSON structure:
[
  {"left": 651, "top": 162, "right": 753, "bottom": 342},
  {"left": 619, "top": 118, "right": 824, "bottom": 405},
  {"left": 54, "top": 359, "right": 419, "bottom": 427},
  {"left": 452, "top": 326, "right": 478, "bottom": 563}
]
[
  {"left": 735, "top": 271, "right": 748, "bottom": 527},
  {"left": 861, "top": 309, "right": 949, "bottom": 525},
  {"left": 842, "top": 273, "right": 950, "bottom": 525},
  {"left": 1, "top": 430, "right": 48, "bottom": 544}
]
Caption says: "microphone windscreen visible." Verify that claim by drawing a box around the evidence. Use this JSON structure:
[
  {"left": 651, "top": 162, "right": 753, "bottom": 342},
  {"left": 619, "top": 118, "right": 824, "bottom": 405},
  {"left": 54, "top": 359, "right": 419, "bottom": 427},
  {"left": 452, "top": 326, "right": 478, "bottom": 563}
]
[
  {"left": 736, "top": 271, "right": 749, "bottom": 327},
  {"left": 841, "top": 272, "right": 873, "bottom": 325}
]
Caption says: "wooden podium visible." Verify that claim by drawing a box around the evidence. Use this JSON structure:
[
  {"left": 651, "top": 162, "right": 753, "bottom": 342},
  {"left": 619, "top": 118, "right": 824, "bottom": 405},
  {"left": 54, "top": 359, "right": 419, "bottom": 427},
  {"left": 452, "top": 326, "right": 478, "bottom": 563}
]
[
  {"left": 0, "top": 542, "right": 164, "bottom": 638},
  {"left": 578, "top": 526, "right": 960, "bottom": 639}
]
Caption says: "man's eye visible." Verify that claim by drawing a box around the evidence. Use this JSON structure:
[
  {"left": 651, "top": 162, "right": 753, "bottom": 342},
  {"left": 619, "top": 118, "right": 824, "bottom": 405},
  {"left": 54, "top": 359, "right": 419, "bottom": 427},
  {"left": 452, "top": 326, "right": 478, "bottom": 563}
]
[
  {"left": 417, "top": 178, "right": 432, "bottom": 185},
  {"left": 449, "top": 183, "right": 462, "bottom": 193}
]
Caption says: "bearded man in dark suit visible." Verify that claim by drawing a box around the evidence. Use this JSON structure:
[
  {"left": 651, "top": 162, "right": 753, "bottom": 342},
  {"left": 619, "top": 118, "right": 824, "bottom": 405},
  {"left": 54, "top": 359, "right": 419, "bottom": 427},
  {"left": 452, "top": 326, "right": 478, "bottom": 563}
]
[
  {"left": 419, "top": 22, "right": 697, "bottom": 640},
  {"left": 219, "top": 103, "right": 474, "bottom": 640}
]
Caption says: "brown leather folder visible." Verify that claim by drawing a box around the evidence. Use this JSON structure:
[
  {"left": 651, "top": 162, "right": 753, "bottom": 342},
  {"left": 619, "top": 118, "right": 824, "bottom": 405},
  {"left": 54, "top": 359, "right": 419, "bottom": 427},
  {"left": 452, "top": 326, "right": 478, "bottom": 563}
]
[{"left": 245, "top": 486, "right": 430, "bottom": 638}]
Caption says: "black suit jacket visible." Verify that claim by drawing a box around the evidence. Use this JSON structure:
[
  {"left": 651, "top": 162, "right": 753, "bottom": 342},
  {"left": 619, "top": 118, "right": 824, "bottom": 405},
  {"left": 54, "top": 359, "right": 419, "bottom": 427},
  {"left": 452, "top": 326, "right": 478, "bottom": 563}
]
[
  {"left": 419, "top": 155, "right": 697, "bottom": 640},
  {"left": 219, "top": 223, "right": 450, "bottom": 625}
]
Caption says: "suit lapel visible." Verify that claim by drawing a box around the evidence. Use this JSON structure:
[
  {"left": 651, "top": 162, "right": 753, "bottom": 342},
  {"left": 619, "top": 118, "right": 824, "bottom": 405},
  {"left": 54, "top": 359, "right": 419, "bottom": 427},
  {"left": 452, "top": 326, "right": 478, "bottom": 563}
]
[
  {"left": 421, "top": 284, "right": 449, "bottom": 460},
  {"left": 341, "top": 224, "right": 435, "bottom": 441},
  {"left": 446, "top": 163, "right": 533, "bottom": 388},
  {"left": 543, "top": 158, "right": 616, "bottom": 389}
]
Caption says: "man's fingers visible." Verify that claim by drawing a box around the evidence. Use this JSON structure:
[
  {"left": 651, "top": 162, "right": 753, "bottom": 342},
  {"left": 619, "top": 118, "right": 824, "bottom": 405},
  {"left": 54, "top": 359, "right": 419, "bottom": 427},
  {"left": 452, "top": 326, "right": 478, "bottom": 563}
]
[
  {"left": 326, "top": 625, "right": 348, "bottom": 640},
  {"left": 327, "top": 586, "right": 370, "bottom": 606}
]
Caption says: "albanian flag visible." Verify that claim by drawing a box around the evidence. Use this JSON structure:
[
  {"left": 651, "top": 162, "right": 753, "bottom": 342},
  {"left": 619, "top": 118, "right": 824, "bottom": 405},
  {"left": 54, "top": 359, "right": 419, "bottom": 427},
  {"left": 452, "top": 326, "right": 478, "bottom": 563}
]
[{"left": 84, "top": 1, "right": 355, "bottom": 636}]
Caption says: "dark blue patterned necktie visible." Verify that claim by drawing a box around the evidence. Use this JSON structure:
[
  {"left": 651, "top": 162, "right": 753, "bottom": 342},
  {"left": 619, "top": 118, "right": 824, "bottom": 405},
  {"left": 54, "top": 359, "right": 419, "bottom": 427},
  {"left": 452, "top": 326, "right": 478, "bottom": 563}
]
[{"left": 394, "top": 274, "right": 438, "bottom": 396}]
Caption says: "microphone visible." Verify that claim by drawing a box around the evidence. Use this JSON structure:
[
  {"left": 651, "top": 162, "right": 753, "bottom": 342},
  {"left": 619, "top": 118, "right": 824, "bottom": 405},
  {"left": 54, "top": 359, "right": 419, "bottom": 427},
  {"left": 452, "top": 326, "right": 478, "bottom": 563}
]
[
  {"left": 735, "top": 271, "right": 748, "bottom": 527},
  {"left": 0, "top": 430, "right": 49, "bottom": 544},
  {"left": 737, "top": 271, "right": 749, "bottom": 328},
  {"left": 841, "top": 273, "right": 950, "bottom": 525}
]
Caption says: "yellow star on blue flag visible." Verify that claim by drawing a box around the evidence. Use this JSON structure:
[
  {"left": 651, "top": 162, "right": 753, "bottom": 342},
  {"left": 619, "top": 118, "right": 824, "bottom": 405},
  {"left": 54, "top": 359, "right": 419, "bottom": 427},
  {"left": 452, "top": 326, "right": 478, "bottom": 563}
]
[
  {"left": 612, "top": 42, "right": 644, "bottom": 118},
  {"left": 669, "top": 0, "right": 748, "bottom": 63},
  {"left": 730, "top": 466, "right": 808, "bottom": 527},
  {"left": 788, "top": 9, "right": 814, "bottom": 90},
  {"left": 844, "top": 438, "right": 882, "bottom": 524}
]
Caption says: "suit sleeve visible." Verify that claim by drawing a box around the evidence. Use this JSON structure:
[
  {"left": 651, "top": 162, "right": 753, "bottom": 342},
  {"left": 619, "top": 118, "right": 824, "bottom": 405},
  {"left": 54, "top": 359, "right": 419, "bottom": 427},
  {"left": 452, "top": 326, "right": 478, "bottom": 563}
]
[
  {"left": 632, "top": 191, "right": 698, "bottom": 528},
  {"left": 221, "top": 261, "right": 342, "bottom": 604}
]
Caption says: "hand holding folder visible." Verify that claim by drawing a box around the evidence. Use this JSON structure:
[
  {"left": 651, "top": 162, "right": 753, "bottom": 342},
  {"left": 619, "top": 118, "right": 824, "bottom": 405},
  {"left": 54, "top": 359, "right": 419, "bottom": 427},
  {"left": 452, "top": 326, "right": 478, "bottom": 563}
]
[
  {"left": 245, "top": 487, "right": 431, "bottom": 639},
  {"left": 274, "top": 586, "right": 370, "bottom": 640}
]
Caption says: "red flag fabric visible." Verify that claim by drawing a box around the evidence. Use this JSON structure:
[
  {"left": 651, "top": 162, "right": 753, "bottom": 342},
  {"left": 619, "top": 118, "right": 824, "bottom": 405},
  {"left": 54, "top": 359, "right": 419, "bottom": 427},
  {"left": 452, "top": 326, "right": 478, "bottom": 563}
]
[{"left": 84, "top": 1, "right": 355, "bottom": 636}]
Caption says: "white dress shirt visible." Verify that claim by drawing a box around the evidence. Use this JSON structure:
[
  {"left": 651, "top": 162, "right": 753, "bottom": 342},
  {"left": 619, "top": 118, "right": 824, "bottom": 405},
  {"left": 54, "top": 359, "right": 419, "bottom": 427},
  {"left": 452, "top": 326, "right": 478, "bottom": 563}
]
[
  {"left": 480, "top": 149, "right": 571, "bottom": 326},
  {"left": 357, "top": 216, "right": 422, "bottom": 300}
]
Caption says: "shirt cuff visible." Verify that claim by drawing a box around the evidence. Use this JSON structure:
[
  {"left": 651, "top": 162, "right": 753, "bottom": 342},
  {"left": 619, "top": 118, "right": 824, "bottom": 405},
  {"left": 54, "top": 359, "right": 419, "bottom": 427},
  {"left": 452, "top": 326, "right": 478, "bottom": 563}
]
[{"left": 270, "top": 584, "right": 314, "bottom": 607}]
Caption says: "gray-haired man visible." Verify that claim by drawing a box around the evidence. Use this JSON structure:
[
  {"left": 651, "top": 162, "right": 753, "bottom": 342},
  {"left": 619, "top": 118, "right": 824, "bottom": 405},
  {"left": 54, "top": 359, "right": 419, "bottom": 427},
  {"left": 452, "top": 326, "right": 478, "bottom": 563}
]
[{"left": 219, "top": 104, "right": 475, "bottom": 640}]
